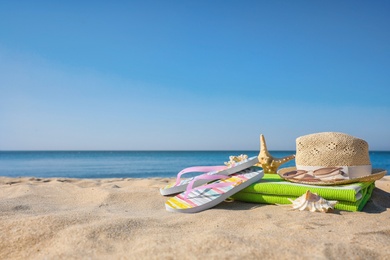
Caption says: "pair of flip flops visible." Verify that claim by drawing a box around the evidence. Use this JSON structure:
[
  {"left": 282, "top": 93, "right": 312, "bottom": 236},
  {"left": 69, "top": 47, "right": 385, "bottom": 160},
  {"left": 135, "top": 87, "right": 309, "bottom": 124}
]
[{"left": 160, "top": 156, "right": 264, "bottom": 213}]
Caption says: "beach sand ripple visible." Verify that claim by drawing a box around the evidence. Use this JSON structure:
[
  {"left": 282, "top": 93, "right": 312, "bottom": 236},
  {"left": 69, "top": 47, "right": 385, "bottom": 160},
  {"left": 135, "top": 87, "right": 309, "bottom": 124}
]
[{"left": 1, "top": 176, "right": 390, "bottom": 259}]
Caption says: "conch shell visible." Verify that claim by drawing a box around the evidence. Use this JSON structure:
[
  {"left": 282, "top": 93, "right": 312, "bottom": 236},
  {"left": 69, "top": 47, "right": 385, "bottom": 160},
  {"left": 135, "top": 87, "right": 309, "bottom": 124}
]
[{"left": 288, "top": 190, "right": 337, "bottom": 213}]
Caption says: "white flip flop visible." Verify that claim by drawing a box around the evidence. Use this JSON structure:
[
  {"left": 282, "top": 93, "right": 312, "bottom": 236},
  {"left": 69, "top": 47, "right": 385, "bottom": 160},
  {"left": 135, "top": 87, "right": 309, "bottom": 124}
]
[
  {"left": 160, "top": 156, "right": 259, "bottom": 196},
  {"left": 165, "top": 167, "right": 264, "bottom": 213}
]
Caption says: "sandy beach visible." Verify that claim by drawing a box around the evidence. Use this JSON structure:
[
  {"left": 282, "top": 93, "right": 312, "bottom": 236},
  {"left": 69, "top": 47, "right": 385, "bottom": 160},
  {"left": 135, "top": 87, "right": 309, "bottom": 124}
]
[{"left": 1, "top": 176, "right": 389, "bottom": 260}]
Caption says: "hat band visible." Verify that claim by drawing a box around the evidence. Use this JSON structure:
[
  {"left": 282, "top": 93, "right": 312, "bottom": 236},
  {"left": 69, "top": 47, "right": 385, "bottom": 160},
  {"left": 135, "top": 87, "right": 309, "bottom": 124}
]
[{"left": 296, "top": 165, "right": 372, "bottom": 179}]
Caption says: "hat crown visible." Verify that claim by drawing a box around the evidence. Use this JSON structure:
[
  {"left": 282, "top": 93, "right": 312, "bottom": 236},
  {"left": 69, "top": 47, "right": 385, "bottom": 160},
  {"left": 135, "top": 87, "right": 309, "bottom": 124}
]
[{"left": 296, "top": 132, "right": 371, "bottom": 166}]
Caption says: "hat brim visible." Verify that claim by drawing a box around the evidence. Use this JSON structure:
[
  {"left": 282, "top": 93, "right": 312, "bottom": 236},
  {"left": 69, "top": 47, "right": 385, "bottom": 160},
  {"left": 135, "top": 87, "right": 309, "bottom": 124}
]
[{"left": 277, "top": 167, "right": 387, "bottom": 186}]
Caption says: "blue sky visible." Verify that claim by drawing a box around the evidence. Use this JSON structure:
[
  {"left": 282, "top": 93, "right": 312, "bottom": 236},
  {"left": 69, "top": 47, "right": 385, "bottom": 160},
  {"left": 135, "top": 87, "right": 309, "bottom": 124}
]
[{"left": 1, "top": 1, "right": 389, "bottom": 150}]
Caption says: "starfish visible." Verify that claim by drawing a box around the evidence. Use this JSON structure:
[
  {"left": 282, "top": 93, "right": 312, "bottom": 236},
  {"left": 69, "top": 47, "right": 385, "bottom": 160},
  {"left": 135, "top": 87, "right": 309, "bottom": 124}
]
[{"left": 257, "top": 134, "right": 295, "bottom": 173}]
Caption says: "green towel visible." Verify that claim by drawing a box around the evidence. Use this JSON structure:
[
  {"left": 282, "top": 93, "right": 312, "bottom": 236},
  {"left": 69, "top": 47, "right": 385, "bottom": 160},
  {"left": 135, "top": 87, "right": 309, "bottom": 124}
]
[{"left": 232, "top": 174, "right": 375, "bottom": 211}]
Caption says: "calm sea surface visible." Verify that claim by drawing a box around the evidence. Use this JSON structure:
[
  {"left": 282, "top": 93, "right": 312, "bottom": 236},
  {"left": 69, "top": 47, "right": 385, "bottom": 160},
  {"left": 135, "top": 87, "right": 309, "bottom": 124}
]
[{"left": 0, "top": 151, "right": 389, "bottom": 179}]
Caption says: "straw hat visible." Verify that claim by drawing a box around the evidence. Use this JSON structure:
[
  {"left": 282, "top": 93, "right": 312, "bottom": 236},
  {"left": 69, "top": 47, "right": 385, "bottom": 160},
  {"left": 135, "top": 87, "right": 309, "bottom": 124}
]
[{"left": 278, "top": 132, "right": 387, "bottom": 185}]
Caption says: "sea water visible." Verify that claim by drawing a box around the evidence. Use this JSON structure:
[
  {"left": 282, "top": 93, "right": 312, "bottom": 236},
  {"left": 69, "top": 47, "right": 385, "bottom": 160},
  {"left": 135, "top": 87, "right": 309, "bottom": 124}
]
[{"left": 0, "top": 151, "right": 389, "bottom": 179}]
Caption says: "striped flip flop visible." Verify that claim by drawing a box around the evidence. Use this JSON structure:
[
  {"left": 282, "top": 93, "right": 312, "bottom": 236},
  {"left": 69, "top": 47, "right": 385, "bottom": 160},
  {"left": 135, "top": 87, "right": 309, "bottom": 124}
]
[
  {"left": 160, "top": 156, "right": 259, "bottom": 196},
  {"left": 165, "top": 167, "right": 264, "bottom": 213}
]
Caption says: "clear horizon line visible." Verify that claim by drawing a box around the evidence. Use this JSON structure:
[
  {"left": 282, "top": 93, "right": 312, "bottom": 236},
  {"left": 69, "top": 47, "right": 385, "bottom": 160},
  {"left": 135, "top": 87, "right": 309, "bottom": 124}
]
[
  {"left": 0, "top": 149, "right": 291, "bottom": 152},
  {"left": 1, "top": 149, "right": 390, "bottom": 152}
]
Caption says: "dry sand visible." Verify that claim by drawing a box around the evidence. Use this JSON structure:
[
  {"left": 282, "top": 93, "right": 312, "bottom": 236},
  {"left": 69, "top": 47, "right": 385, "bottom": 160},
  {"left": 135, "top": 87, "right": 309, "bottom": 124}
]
[{"left": 1, "top": 176, "right": 390, "bottom": 260}]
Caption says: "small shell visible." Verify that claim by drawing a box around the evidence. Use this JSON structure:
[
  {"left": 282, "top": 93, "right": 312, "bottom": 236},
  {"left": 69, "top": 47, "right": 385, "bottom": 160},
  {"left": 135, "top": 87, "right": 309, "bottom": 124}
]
[
  {"left": 288, "top": 190, "right": 337, "bottom": 213},
  {"left": 224, "top": 154, "right": 248, "bottom": 167}
]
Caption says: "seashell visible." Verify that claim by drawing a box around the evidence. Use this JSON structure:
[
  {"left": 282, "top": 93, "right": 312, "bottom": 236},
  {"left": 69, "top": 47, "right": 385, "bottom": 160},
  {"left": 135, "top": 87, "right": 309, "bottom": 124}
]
[
  {"left": 288, "top": 190, "right": 337, "bottom": 213},
  {"left": 224, "top": 154, "right": 248, "bottom": 167}
]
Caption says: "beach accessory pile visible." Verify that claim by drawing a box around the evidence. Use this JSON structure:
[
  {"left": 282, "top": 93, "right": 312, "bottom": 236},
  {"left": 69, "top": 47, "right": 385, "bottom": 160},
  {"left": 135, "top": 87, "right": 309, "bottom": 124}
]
[{"left": 160, "top": 132, "right": 386, "bottom": 213}]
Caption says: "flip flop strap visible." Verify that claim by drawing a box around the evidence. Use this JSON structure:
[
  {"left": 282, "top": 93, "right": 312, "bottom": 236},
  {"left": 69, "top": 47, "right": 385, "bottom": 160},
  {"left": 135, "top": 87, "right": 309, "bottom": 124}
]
[
  {"left": 175, "top": 166, "right": 227, "bottom": 186},
  {"left": 184, "top": 174, "right": 233, "bottom": 198}
]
